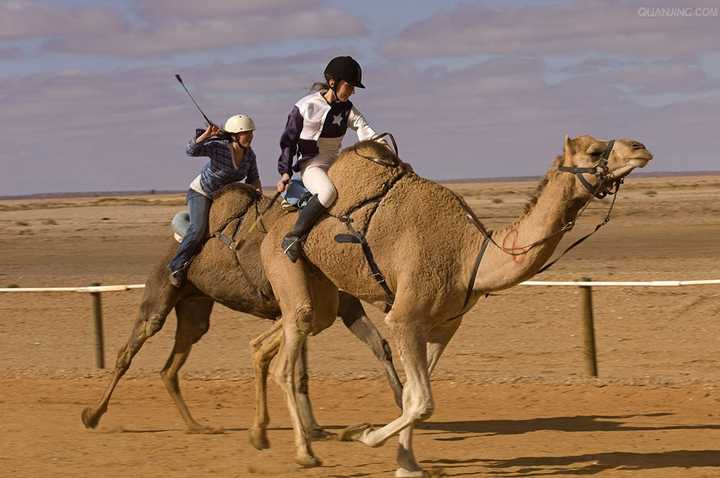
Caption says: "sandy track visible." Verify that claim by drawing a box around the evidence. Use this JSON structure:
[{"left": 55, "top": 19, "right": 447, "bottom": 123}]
[{"left": 1, "top": 175, "right": 719, "bottom": 477}]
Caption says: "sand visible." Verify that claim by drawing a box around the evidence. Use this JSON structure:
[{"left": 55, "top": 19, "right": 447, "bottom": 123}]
[{"left": 1, "top": 174, "right": 719, "bottom": 477}]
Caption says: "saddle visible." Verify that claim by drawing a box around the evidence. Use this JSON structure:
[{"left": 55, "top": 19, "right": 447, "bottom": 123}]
[
  {"left": 281, "top": 180, "right": 313, "bottom": 211},
  {"left": 169, "top": 182, "right": 261, "bottom": 244}
]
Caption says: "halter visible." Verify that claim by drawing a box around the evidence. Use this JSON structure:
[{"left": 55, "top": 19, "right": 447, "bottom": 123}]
[
  {"left": 457, "top": 139, "right": 626, "bottom": 312},
  {"left": 558, "top": 139, "right": 623, "bottom": 199}
]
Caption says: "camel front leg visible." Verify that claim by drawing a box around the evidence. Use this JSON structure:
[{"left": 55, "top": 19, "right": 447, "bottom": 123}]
[
  {"left": 338, "top": 291, "right": 404, "bottom": 409},
  {"left": 395, "top": 317, "right": 462, "bottom": 476},
  {"left": 340, "top": 306, "right": 433, "bottom": 478},
  {"left": 427, "top": 316, "right": 462, "bottom": 376},
  {"left": 81, "top": 284, "right": 178, "bottom": 429},
  {"left": 160, "top": 296, "right": 219, "bottom": 434}
]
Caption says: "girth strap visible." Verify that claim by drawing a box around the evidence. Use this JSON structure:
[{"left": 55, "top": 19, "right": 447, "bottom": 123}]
[
  {"left": 215, "top": 216, "right": 244, "bottom": 251},
  {"left": 462, "top": 233, "right": 491, "bottom": 310},
  {"left": 335, "top": 222, "right": 395, "bottom": 311}
]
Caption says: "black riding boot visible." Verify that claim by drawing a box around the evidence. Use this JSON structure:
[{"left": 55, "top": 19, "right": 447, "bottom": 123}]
[{"left": 281, "top": 194, "right": 326, "bottom": 262}]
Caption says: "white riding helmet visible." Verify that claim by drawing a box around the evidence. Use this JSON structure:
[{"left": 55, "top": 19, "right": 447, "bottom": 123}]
[{"left": 224, "top": 114, "right": 255, "bottom": 133}]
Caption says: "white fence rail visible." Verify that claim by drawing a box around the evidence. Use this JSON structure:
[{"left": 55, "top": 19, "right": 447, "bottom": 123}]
[
  {"left": 1, "top": 278, "right": 719, "bottom": 374},
  {"left": 2, "top": 279, "right": 720, "bottom": 293}
]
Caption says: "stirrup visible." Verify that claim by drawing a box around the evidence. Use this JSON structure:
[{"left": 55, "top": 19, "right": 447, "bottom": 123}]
[
  {"left": 281, "top": 235, "right": 302, "bottom": 263},
  {"left": 169, "top": 269, "right": 185, "bottom": 288}
]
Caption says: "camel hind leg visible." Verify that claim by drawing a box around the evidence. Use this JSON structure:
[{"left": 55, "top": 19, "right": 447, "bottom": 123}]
[
  {"left": 338, "top": 291, "right": 403, "bottom": 409},
  {"left": 249, "top": 292, "right": 403, "bottom": 450},
  {"left": 263, "top": 255, "right": 337, "bottom": 466},
  {"left": 160, "top": 295, "right": 219, "bottom": 433},
  {"left": 249, "top": 318, "right": 333, "bottom": 451},
  {"left": 249, "top": 319, "right": 283, "bottom": 450},
  {"left": 81, "top": 273, "right": 182, "bottom": 429}
]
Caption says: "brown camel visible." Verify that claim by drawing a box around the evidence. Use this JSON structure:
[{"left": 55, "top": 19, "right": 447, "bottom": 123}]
[
  {"left": 80, "top": 183, "right": 403, "bottom": 443},
  {"left": 260, "top": 135, "right": 653, "bottom": 475}
]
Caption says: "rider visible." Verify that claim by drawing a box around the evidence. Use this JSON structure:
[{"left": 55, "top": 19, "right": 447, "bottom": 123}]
[
  {"left": 276, "top": 56, "right": 381, "bottom": 262},
  {"left": 168, "top": 114, "right": 261, "bottom": 287}
]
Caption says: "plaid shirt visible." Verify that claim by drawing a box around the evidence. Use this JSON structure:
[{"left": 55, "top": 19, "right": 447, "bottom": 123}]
[{"left": 187, "top": 130, "right": 260, "bottom": 197}]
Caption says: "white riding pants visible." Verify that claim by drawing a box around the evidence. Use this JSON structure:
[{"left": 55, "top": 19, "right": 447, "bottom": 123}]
[{"left": 300, "top": 161, "right": 337, "bottom": 208}]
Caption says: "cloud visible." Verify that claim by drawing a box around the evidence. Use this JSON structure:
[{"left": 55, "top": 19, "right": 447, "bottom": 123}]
[
  {"left": 0, "top": 46, "right": 24, "bottom": 59},
  {"left": 2, "top": 50, "right": 719, "bottom": 196},
  {"left": 0, "top": 53, "right": 341, "bottom": 195},
  {"left": 135, "top": 0, "right": 306, "bottom": 19},
  {"left": 383, "top": 0, "right": 720, "bottom": 59},
  {"left": 0, "top": 1, "right": 125, "bottom": 41},
  {"left": 0, "top": 0, "right": 367, "bottom": 58}
]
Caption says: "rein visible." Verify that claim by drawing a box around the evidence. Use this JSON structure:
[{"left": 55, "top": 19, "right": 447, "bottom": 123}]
[{"left": 457, "top": 139, "right": 624, "bottom": 311}]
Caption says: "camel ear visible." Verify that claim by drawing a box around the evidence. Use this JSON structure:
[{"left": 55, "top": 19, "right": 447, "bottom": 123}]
[{"left": 563, "top": 134, "right": 575, "bottom": 155}]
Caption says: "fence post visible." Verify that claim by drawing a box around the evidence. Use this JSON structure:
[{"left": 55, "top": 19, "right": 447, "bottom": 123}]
[
  {"left": 90, "top": 282, "right": 105, "bottom": 369},
  {"left": 580, "top": 277, "right": 598, "bottom": 377}
]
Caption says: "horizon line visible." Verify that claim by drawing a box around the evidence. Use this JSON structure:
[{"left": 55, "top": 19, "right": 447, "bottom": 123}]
[{"left": 2, "top": 170, "right": 719, "bottom": 201}]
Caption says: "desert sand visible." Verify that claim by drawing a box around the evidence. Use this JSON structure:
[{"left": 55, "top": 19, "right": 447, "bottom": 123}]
[{"left": 1, "top": 174, "right": 719, "bottom": 477}]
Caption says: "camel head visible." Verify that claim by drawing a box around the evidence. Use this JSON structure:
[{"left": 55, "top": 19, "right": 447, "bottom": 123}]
[{"left": 561, "top": 135, "right": 653, "bottom": 199}]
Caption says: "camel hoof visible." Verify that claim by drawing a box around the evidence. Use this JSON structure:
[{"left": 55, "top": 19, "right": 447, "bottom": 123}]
[
  {"left": 337, "top": 423, "right": 371, "bottom": 442},
  {"left": 249, "top": 427, "right": 270, "bottom": 450},
  {"left": 186, "top": 425, "right": 224, "bottom": 435},
  {"left": 395, "top": 468, "right": 431, "bottom": 478},
  {"left": 309, "top": 428, "right": 337, "bottom": 441},
  {"left": 81, "top": 407, "right": 101, "bottom": 429},
  {"left": 296, "top": 454, "right": 322, "bottom": 467}
]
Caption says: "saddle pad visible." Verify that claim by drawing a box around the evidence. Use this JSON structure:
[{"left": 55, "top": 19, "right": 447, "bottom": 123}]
[
  {"left": 171, "top": 211, "right": 190, "bottom": 243},
  {"left": 282, "top": 179, "right": 312, "bottom": 210}
]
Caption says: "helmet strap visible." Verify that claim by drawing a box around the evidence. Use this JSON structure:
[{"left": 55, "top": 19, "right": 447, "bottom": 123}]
[{"left": 328, "top": 79, "right": 338, "bottom": 103}]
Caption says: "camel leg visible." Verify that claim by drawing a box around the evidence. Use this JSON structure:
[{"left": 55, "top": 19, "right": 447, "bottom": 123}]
[
  {"left": 340, "top": 302, "right": 433, "bottom": 478},
  {"left": 160, "top": 296, "right": 219, "bottom": 434},
  {"left": 296, "top": 338, "right": 337, "bottom": 441},
  {"left": 394, "top": 317, "right": 462, "bottom": 477},
  {"left": 269, "top": 262, "right": 322, "bottom": 467},
  {"left": 250, "top": 318, "right": 335, "bottom": 450},
  {"left": 338, "top": 291, "right": 404, "bottom": 409},
  {"left": 426, "top": 317, "right": 462, "bottom": 376},
  {"left": 249, "top": 320, "right": 282, "bottom": 450},
  {"left": 277, "top": 313, "right": 319, "bottom": 466},
  {"left": 81, "top": 276, "right": 180, "bottom": 429}
]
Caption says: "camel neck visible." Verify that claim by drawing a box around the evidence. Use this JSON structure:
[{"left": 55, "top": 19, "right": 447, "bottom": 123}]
[{"left": 469, "top": 169, "right": 589, "bottom": 295}]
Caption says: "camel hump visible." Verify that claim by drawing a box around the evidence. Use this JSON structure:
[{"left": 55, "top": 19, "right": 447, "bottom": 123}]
[
  {"left": 328, "top": 140, "right": 410, "bottom": 216},
  {"left": 208, "top": 182, "right": 260, "bottom": 233}
]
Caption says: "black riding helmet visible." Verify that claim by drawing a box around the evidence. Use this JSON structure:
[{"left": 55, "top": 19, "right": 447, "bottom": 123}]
[{"left": 324, "top": 56, "right": 365, "bottom": 89}]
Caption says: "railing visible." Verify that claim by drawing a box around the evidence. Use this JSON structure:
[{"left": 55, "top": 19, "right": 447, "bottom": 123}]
[{"left": 2, "top": 279, "right": 719, "bottom": 374}]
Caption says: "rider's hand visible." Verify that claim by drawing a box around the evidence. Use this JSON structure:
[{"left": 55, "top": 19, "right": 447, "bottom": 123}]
[
  {"left": 276, "top": 173, "right": 291, "bottom": 193},
  {"left": 197, "top": 124, "right": 220, "bottom": 143}
]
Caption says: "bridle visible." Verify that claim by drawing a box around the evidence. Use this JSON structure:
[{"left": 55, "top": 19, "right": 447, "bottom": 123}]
[
  {"left": 558, "top": 139, "right": 623, "bottom": 199},
  {"left": 459, "top": 139, "right": 625, "bottom": 310}
]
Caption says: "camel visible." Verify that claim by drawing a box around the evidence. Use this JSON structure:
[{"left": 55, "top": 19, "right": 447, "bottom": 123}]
[
  {"left": 259, "top": 135, "right": 653, "bottom": 476},
  {"left": 80, "top": 183, "right": 403, "bottom": 443}
]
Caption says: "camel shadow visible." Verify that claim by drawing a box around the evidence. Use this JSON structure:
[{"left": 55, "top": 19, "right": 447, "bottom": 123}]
[
  {"left": 415, "top": 413, "right": 720, "bottom": 441},
  {"left": 460, "top": 450, "right": 720, "bottom": 476}
]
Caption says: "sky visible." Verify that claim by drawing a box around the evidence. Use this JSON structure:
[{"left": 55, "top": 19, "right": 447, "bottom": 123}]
[{"left": 1, "top": 0, "right": 719, "bottom": 196}]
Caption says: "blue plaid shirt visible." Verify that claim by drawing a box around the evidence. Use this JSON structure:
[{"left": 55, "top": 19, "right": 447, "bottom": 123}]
[{"left": 187, "top": 130, "right": 260, "bottom": 197}]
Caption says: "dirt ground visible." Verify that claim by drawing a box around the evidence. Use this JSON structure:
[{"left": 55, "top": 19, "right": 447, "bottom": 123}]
[{"left": 1, "top": 174, "right": 720, "bottom": 477}]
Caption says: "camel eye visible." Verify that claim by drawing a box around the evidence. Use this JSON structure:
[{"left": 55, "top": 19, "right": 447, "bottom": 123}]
[{"left": 586, "top": 144, "right": 604, "bottom": 156}]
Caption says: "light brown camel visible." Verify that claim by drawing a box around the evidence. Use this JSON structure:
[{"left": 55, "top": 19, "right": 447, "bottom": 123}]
[
  {"left": 80, "top": 183, "right": 403, "bottom": 443},
  {"left": 260, "top": 135, "right": 653, "bottom": 475}
]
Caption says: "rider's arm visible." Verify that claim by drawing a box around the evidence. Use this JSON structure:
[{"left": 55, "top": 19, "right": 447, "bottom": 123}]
[
  {"left": 278, "top": 106, "right": 303, "bottom": 176},
  {"left": 348, "top": 106, "right": 378, "bottom": 142}
]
